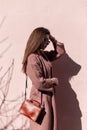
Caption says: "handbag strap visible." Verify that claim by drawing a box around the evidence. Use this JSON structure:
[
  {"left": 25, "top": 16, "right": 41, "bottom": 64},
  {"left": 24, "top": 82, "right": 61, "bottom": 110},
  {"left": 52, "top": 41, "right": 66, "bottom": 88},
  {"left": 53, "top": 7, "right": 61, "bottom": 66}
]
[
  {"left": 25, "top": 74, "right": 28, "bottom": 100},
  {"left": 25, "top": 75, "right": 43, "bottom": 107}
]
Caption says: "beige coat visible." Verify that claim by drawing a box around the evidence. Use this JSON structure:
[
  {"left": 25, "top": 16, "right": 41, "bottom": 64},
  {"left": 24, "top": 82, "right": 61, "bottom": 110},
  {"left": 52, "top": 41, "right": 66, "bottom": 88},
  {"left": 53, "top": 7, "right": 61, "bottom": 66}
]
[{"left": 26, "top": 51, "right": 58, "bottom": 130}]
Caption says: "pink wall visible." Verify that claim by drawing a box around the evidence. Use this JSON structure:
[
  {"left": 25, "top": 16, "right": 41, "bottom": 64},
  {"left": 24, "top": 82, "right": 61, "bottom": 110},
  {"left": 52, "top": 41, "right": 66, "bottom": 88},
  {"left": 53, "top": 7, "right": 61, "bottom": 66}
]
[{"left": 0, "top": 0, "right": 87, "bottom": 129}]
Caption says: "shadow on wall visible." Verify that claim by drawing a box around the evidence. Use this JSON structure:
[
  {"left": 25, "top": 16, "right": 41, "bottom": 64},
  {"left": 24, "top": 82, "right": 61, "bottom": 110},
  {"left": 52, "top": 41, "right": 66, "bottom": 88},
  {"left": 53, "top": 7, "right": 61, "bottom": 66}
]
[{"left": 52, "top": 53, "right": 82, "bottom": 130}]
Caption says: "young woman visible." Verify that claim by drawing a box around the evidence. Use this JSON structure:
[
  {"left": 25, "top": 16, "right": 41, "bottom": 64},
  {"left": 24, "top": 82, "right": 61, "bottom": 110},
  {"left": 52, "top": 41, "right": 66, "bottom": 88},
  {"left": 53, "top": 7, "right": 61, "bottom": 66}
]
[{"left": 22, "top": 27, "right": 65, "bottom": 130}]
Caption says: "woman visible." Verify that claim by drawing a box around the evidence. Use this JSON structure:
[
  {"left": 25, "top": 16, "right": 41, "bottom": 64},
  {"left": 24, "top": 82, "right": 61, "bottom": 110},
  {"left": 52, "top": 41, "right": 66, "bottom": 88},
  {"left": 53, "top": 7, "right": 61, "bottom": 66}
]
[{"left": 22, "top": 27, "right": 65, "bottom": 130}]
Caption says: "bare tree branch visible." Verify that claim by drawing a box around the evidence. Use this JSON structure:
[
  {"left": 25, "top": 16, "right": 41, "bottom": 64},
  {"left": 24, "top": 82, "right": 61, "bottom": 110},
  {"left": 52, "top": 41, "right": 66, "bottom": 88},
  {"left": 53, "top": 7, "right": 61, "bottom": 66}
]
[
  {"left": 0, "top": 16, "right": 29, "bottom": 129},
  {"left": 0, "top": 16, "right": 6, "bottom": 29},
  {"left": 0, "top": 67, "right": 3, "bottom": 72},
  {"left": 0, "top": 59, "right": 14, "bottom": 109},
  {"left": 0, "top": 36, "right": 9, "bottom": 44},
  {"left": 1, "top": 114, "right": 20, "bottom": 130},
  {"left": 0, "top": 43, "right": 12, "bottom": 58}
]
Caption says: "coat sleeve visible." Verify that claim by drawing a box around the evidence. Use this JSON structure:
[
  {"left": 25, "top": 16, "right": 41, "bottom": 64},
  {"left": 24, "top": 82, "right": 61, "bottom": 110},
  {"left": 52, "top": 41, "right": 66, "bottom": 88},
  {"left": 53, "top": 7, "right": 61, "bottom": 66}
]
[{"left": 26, "top": 54, "right": 54, "bottom": 92}]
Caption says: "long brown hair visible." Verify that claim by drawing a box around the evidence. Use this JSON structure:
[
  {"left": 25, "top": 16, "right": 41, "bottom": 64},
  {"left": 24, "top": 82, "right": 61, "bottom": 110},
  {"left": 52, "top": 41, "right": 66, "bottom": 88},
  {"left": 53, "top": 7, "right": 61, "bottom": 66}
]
[{"left": 22, "top": 27, "right": 50, "bottom": 73}]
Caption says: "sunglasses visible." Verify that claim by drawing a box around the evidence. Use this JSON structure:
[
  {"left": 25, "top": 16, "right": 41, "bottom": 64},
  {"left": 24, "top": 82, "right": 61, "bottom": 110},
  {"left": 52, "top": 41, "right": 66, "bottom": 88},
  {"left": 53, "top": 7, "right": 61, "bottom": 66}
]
[{"left": 42, "top": 38, "right": 50, "bottom": 44}]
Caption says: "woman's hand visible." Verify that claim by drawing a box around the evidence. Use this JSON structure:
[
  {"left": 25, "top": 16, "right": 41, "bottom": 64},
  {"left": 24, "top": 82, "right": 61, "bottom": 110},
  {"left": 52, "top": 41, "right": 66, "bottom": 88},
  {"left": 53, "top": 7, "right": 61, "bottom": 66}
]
[
  {"left": 49, "top": 35, "right": 57, "bottom": 43},
  {"left": 49, "top": 35, "right": 57, "bottom": 51},
  {"left": 49, "top": 34, "right": 66, "bottom": 59},
  {"left": 51, "top": 77, "right": 59, "bottom": 86}
]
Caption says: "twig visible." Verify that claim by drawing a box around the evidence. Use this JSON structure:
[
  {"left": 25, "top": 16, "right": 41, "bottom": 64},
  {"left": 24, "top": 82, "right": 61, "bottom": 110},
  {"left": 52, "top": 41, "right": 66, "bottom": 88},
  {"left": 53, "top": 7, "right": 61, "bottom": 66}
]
[
  {"left": 0, "top": 16, "right": 6, "bottom": 29},
  {"left": 0, "top": 43, "right": 12, "bottom": 58},
  {"left": 0, "top": 36, "right": 9, "bottom": 44}
]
